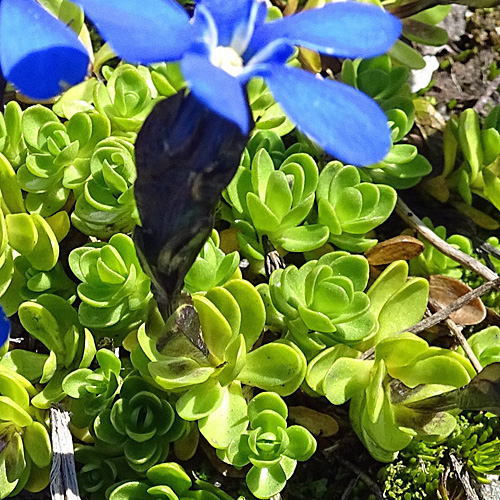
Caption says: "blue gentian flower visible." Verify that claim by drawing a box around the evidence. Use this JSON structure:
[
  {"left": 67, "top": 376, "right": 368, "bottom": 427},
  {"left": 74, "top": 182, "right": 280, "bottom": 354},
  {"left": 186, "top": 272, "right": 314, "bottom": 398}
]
[
  {"left": 0, "top": 0, "right": 89, "bottom": 100},
  {"left": 0, "top": 304, "right": 9, "bottom": 348},
  {"left": 80, "top": 0, "right": 401, "bottom": 165}
]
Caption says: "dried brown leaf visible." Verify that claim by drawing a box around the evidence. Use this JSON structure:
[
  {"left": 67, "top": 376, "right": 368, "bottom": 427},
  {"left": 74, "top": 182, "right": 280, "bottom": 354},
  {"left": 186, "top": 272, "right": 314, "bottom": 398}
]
[
  {"left": 429, "top": 275, "right": 486, "bottom": 325},
  {"left": 365, "top": 235, "right": 424, "bottom": 265}
]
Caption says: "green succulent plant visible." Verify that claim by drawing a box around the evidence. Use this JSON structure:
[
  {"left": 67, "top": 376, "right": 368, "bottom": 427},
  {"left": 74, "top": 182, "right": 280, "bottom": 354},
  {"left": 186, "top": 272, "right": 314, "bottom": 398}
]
[
  {"left": 17, "top": 106, "right": 110, "bottom": 216},
  {"left": 342, "top": 55, "right": 432, "bottom": 189},
  {"left": 424, "top": 106, "right": 500, "bottom": 229},
  {"left": 317, "top": 161, "right": 397, "bottom": 252},
  {"left": 378, "top": 439, "right": 445, "bottom": 500},
  {"left": 269, "top": 251, "right": 376, "bottom": 356},
  {"left": 224, "top": 147, "right": 328, "bottom": 261},
  {"left": 359, "top": 260, "right": 429, "bottom": 350},
  {"left": 218, "top": 391, "right": 316, "bottom": 499},
  {"left": 94, "top": 64, "right": 159, "bottom": 133},
  {"left": 149, "top": 62, "right": 186, "bottom": 97},
  {"left": 0, "top": 101, "right": 26, "bottom": 169},
  {"left": 342, "top": 55, "right": 411, "bottom": 106},
  {"left": 409, "top": 217, "right": 473, "bottom": 279},
  {"left": 132, "top": 279, "right": 306, "bottom": 449},
  {"left": 62, "top": 348, "right": 123, "bottom": 428},
  {"left": 465, "top": 326, "right": 500, "bottom": 367},
  {"left": 468, "top": 439, "right": 500, "bottom": 480},
  {"left": 107, "top": 462, "right": 230, "bottom": 500},
  {"left": 307, "top": 330, "right": 474, "bottom": 462},
  {"left": 9, "top": 294, "right": 96, "bottom": 408},
  {"left": 184, "top": 229, "right": 241, "bottom": 294},
  {"left": 92, "top": 374, "right": 188, "bottom": 473},
  {"left": 75, "top": 444, "right": 134, "bottom": 500},
  {"left": 364, "top": 141, "right": 433, "bottom": 190},
  {"left": 0, "top": 210, "right": 72, "bottom": 316},
  {"left": 69, "top": 233, "right": 153, "bottom": 338},
  {"left": 243, "top": 131, "right": 288, "bottom": 169},
  {"left": 247, "top": 77, "right": 295, "bottom": 136},
  {"left": 71, "top": 136, "right": 139, "bottom": 238},
  {"left": 380, "top": 411, "right": 500, "bottom": 499},
  {"left": 0, "top": 366, "right": 51, "bottom": 498}
]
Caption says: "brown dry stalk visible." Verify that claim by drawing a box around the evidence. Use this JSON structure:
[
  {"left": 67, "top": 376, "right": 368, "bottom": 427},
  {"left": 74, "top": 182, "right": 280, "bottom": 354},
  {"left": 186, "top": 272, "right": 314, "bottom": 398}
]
[
  {"left": 395, "top": 197, "right": 500, "bottom": 284},
  {"left": 361, "top": 276, "right": 500, "bottom": 361},
  {"left": 429, "top": 298, "right": 483, "bottom": 372},
  {"left": 405, "top": 277, "right": 500, "bottom": 335}
]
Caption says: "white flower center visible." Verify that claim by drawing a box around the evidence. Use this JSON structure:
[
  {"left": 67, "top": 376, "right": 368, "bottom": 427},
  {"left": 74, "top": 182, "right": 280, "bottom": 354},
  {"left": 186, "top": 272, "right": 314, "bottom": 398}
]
[{"left": 210, "top": 46, "right": 244, "bottom": 77}]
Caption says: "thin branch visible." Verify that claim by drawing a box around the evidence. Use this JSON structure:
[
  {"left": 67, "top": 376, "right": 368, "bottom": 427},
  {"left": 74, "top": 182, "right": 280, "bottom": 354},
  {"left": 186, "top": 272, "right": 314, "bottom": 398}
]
[
  {"left": 405, "top": 277, "right": 500, "bottom": 335},
  {"left": 361, "top": 277, "right": 499, "bottom": 361},
  {"left": 331, "top": 454, "right": 384, "bottom": 500},
  {"left": 396, "top": 197, "right": 500, "bottom": 284},
  {"left": 428, "top": 298, "right": 483, "bottom": 373}
]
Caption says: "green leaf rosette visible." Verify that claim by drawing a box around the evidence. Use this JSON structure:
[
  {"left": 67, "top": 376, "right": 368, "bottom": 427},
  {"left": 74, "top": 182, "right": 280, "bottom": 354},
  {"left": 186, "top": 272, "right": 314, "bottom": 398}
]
[
  {"left": 62, "top": 348, "right": 123, "bottom": 429},
  {"left": 184, "top": 229, "right": 241, "bottom": 294},
  {"left": 7, "top": 294, "right": 96, "bottom": 409},
  {"left": 69, "top": 233, "right": 153, "bottom": 339},
  {"left": 0, "top": 211, "right": 74, "bottom": 316},
  {"left": 218, "top": 392, "right": 316, "bottom": 499},
  {"left": 17, "top": 106, "right": 110, "bottom": 216},
  {"left": 94, "top": 65, "right": 158, "bottom": 133},
  {"left": 0, "top": 366, "right": 51, "bottom": 498},
  {"left": 306, "top": 331, "right": 475, "bottom": 462},
  {"left": 71, "top": 136, "right": 139, "bottom": 238},
  {"left": 317, "top": 161, "right": 397, "bottom": 252},
  {"left": 269, "top": 252, "right": 377, "bottom": 356},
  {"left": 92, "top": 374, "right": 188, "bottom": 473},
  {"left": 132, "top": 279, "right": 306, "bottom": 449},
  {"left": 224, "top": 147, "right": 328, "bottom": 261},
  {"left": 424, "top": 106, "right": 500, "bottom": 228},
  {"left": 0, "top": 101, "right": 27, "bottom": 169},
  {"left": 342, "top": 55, "right": 431, "bottom": 189},
  {"left": 107, "top": 462, "right": 228, "bottom": 500},
  {"left": 74, "top": 445, "right": 132, "bottom": 500}
]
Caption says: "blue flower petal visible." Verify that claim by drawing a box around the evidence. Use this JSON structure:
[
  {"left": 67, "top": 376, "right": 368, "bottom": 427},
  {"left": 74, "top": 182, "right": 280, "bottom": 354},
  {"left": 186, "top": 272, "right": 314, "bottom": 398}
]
[
  {"left": 240, "top": 40, "right": 295, "bottom": 83},
  {"left": 181, "top": 52, "right": 250, "bottom": 135},
  {"left": 0, "top": 305, "right": 10, "bottom": 348},
  {"left": 0, "top": 0, "right": 89, "bottom": 99},
  {"left": 198, "top": 0, "right": 266, "bottom": 50},
  {"left": 250, "top": 2, "right": 401, "bottom": 60},
  {"left": 264, "top": 65, "right": 391, "bottom": 166},
  {"left": 75, "top": 0, "right": 192, "bottom": 63}
]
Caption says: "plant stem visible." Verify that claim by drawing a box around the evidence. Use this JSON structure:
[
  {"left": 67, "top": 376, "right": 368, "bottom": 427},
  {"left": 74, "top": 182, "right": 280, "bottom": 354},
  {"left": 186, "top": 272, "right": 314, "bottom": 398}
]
[
  {"left": 395, "top": 197, "right": 500, "bottom": 284},
  {"left": 428, "top": 298, "right": 483, "bottom": 373},
  {"left": 405, "top": 277, "right": 500, "bottom": 335}
]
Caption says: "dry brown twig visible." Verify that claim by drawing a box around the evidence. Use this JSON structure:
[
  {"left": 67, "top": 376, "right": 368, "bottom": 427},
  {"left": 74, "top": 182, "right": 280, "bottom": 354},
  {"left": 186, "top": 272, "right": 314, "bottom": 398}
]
[
  {"left": 396, "top": 197, "right": 499, "bottom": 284},
  {"left": 428, "top": 298, "right": 483, "bottom": 372},
  {"left": 361, "top": 198, "right": 499, "bottom": 366},
  {"left": 406, "top": 277, "right": 500, "bottom": 335}
]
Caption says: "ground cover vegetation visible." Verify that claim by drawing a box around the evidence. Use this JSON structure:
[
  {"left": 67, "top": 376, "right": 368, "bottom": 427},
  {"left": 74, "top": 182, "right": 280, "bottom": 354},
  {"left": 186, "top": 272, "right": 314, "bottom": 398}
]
[{"left": 0, "top": 0, "right": 499, "bottom": 499}]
